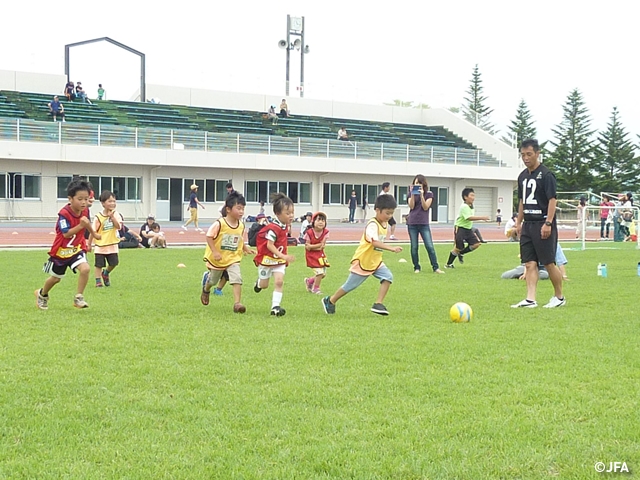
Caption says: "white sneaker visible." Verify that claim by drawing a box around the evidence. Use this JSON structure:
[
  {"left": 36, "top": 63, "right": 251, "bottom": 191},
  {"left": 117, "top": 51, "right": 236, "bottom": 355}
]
[
  {"left": 511, "top": 299, "right": 538, "bottom": 308},
  {"left": 181, "top": 225, "right": 187, "bottom": 231},
  {"left": 543, "top": 296, "right": 566, "bottom": 308},
  {"left": 389, "top": 235, "right": 397, "bottom": 240}
]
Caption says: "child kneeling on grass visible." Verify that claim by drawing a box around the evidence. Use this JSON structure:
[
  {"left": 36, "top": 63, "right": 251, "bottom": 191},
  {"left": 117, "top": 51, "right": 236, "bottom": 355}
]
[
  {"left": 322, "top": 194, "right": 402, "bottom": 316},
  {"left": 92, "top": 190, "right": 123, "bottom": 287},
  {"left": 201, "top": 192, "right": 254, "bottom": 313},
  {"left": 35, "top": 179, "right": 101, "bottom": 310},
  {"left": 304, "top": 212, "right": 330, "bottom": 295}
]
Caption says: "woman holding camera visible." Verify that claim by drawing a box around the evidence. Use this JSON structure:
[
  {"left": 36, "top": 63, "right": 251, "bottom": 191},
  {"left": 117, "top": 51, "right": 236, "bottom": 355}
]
[{"left": 407, "top": 174, "right": 444, "bottom": 274}]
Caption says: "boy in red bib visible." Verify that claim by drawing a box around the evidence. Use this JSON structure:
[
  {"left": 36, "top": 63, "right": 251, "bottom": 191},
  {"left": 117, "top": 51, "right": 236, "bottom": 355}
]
[
  {"left": 253, "top": 193, "right": 296, "bottom": 316},
  {"left": 35, "top": 179, "right": 101, "bottom": 310}
]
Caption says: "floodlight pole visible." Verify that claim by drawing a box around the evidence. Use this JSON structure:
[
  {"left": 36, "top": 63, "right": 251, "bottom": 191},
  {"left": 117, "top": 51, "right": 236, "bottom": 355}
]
[
  {"left": 282, "top": 15, "right": 308, "bottom": 98},
  {"left": 64, "top": 37, "right": 146, "bottom": 102},
  {"left": 285, "top": 15, "right": 291, "bottom": 97}
]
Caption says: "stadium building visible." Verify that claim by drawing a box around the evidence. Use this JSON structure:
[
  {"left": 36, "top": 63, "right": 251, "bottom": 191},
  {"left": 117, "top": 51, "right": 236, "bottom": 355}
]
[{"left": 0, "top": 69, "right": 517, "bottom": 223}]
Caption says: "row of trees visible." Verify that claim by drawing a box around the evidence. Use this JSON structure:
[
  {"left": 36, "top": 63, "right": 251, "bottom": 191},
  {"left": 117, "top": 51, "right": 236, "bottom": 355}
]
[{"left": 463, "top": 65, "right": 639, "bottom": 193}]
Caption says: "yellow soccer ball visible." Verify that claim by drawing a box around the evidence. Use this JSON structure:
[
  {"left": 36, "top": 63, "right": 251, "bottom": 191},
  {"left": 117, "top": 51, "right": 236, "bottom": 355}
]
[{"left": 450, "top": 302, "right": 473, "bottom": 323}]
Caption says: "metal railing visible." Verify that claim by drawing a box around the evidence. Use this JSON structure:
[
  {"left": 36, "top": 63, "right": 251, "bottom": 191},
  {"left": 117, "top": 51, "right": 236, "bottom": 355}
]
[{"left": 0, "top": 117, "right": 505, "bottom": 167}]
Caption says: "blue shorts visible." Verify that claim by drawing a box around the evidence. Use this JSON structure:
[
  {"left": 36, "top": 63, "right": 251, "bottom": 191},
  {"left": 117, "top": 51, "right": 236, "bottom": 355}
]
[{"left": 341, "top": 264, "right": 393, "bottom": 293}]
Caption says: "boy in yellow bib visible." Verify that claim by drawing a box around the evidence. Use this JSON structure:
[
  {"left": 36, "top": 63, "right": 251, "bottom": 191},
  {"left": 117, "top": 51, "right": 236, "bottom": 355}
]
[
  {"left": 91, "top": 190, "right": 123, "bottom": 287},
  {"left": 322, "top": 194, "right": 402, "bottom": 316},
  {"left": 201, "top": 192, "right": 254, "bottom": 313}
]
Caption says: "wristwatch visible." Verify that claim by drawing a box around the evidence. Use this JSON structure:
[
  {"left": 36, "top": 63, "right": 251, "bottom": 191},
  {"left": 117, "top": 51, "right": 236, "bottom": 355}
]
[{"left": 544, "top": 221, "right": 552, "bottom": 226}]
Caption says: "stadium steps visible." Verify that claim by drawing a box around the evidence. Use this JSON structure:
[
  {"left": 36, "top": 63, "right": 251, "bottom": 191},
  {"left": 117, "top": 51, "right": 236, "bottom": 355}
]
[{"left": 0, "top": 90, "right": 498, "bottom": 162}]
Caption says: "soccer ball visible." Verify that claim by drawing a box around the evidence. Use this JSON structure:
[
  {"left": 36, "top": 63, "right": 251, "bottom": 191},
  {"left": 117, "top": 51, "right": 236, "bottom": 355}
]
[{"left": 450, "top": 302, "right": 473, "bottom": 323}]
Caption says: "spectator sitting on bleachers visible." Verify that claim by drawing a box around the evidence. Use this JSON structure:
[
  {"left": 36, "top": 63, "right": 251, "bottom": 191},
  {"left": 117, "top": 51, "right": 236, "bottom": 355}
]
[
  {"left": 279, "top": 99, "right": 289, "bottom": 118},
  {"left": 75, "top": 83, "right": 92, "bottom": 104},
  {"left": 48, "top": 96, "right": 65, "bottom": 122},
  {"left": 64, "top": 81, "right": 76, "bottom": 101},
  {"left": 338, "top": 126, "right": 349, "bottom": 141},
  {"left": 97, "top": 84, "right": 105, "bottom": 101},
  {"left": 268, "top": 105, "right": 278, "bottom": 124}
]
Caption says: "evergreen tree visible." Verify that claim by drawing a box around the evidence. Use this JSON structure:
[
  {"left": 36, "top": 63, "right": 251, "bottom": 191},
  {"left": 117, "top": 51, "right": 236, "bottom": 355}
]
[
  {"left": 502, "top": 99, "right": 537, "bottom": 147},
  {"left": 462, "top": 64, "right": 494, "bottom": 134},
  {"left": 592, "top": 107, "right": 638, "bottom": 193},
  {"left": 547, "top": 89, "right": 595, "bottom": 192}
]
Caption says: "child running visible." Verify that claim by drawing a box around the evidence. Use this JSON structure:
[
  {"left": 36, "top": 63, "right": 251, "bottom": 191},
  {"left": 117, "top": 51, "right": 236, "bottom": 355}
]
[
  {"left": 304, "top": 212, "right": 330, "bottom": 295},
  {"left": 201, "top": 191, "right": 254, "bottom": 313},
  {"left": 445, "top": 188, "right": 489, "bottom": 268},
  {"left": 91, "top": 190, "right": 123, "bottom": 287},
  {"left": 253, "top": 193, "right": 296, "bottom": 316},
  {"left": 35, "top": 179, "right": 101, "bottom": 310},
  {"left": 322, "top": 194, "right": 402, "bottom": 316}
]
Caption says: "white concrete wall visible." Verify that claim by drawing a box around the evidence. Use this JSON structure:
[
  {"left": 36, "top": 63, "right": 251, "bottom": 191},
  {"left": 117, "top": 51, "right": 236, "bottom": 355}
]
[{"left": 0, "top": 70, "right": 66, "bottom": 94}]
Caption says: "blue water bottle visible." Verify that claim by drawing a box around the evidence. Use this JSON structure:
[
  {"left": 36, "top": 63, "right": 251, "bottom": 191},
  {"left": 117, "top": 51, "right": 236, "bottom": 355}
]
[
  {"left": 601, "top": 263, "right": 608, "bottom": 278},
  {"left": 637, "top": 262, "right": 640, "bottom": 276}
]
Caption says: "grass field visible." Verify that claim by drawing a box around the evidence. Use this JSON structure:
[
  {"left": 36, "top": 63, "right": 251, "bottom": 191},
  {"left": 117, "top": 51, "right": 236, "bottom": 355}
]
[{"left": 1, "top": 242, "right": 639, "bottom": 479}]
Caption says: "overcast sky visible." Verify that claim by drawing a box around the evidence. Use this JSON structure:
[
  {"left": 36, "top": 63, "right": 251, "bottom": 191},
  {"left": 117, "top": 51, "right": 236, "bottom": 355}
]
[{"left": 2, "top": 0, "right": 638, "bottom": 144}]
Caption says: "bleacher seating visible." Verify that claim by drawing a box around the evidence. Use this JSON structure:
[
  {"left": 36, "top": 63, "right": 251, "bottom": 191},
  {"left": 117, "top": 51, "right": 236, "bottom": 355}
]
[{"left": 0, "top": 89, "right": 497, "bottom": 162}]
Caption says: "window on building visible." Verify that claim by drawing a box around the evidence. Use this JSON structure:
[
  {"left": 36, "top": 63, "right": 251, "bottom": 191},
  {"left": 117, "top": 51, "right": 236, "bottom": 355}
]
[
  {"left": 62, "top": 175, "right": 140, "bottom": 200},
  {"left": 57, "top": 176, "right": 73, "bottom": 199},
  {"left": 245, "top": 181, "right": 258, "bottom": 203},
  {"left": 0, "top": 173, "right": 6, "bottom": 199},
  {"left": 323, "top": 183, "right": 343, "bottom": 205},
  {"left": 157, "top": 179, "right": 169, "bottom": 201},
  {"left": 215, "top": 180, "right": 229, "bottom": 202},
  {"left": 367, "top": 185, "right": 379, "bottom": 204},
  {"left": 8, "top": 173, "right": 41, "bottom": 199},
  {"left": 205, "top": 179, "right": 215, "bottom": 202},
  {"left": 298, "top": 182, "right": 311, "bottom": 204}
]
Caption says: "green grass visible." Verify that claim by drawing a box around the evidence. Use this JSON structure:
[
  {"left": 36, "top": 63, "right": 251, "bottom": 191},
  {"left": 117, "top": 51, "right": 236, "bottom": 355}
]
[{"left": 1, "top": 243, "right": 639, "bottom": 479}]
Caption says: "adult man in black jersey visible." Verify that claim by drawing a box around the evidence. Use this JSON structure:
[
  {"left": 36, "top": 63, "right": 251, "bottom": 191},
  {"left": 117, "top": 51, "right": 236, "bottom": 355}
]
[{"left": 511, "top": 139, "right": 566, "bottom": 308}]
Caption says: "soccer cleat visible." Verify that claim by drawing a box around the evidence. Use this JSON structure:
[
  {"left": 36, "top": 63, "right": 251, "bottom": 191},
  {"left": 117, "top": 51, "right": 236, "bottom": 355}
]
[
  {"left": 213, "top": 288, "right": 223, "bottom": 296},
  {"left": 444, "top": 264, "right": 455, "bottom": 269},
  {"left": 321, "top": 296, "right": 335, "bottom": 314},
  {"left": 35, "top": 289, "right": 48, "bottom": 310},
  {"left": 304, "top": 277, "right": 314, "bottom": 292},
  {"left": 73, "top": 294, "right": 89, "bottom": 309},
  {"left": 414, "top": 269, "right": 420, "bottom": 274},
  {"left": 270, "top": 306, "right": 286, "bottom": 317},
  {"left": 233, "top": 302, "right": 246, "bottom": 314},
  {"left": 511, "top": 299, "right": 538, "bottom": 308},
  {"left": 101, "top": 269, "right": 110, "bottom": 287},
  {"left": 458, "top": 254, "right": 464, "bottom": 264},
  {"left": 95, "top": 281, "right": 104, "bottom": 288},
  {"left": 543, "top": 296, "right": 566, "bottom": 308},
  {"left": 253, "top": 279, "right": 262, "bottom": 293},
  {"left": 311, "top": 287, "right": 323, "bottom": 295},
  {"left": 371, "top": 303, "right": 389, "bottom": 315}
]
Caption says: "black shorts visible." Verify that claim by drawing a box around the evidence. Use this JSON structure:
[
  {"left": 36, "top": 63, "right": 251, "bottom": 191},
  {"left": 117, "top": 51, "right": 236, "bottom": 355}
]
[
  {"left": 454, "top": 226, "right": 479, "bottom": 251},
  {"left": 43, "top": 252, "right": 87, "bottom": 278},
  {"left": 388, "top": 216, "right": 396, "bottom": 226},
  {"left": 520, "top": 221, "right": 557, "bottom": 266},
  {"left": 95, "top": 253, "right": 119, "bottom": 268}
]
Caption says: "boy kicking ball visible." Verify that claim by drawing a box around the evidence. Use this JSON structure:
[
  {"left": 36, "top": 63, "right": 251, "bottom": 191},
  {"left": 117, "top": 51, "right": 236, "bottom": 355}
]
[
  {"left": 322, "top": 194, "right": 402, "bottom": 316},
  {"left": 35, "top": 179, "right": 101, "bottom": 310}
]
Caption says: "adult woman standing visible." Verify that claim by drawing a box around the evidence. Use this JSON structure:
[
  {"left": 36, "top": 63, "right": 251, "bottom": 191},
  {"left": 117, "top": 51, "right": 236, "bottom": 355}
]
[{"left": 407, "top": 174, "right": 443, "bottom": 274}]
